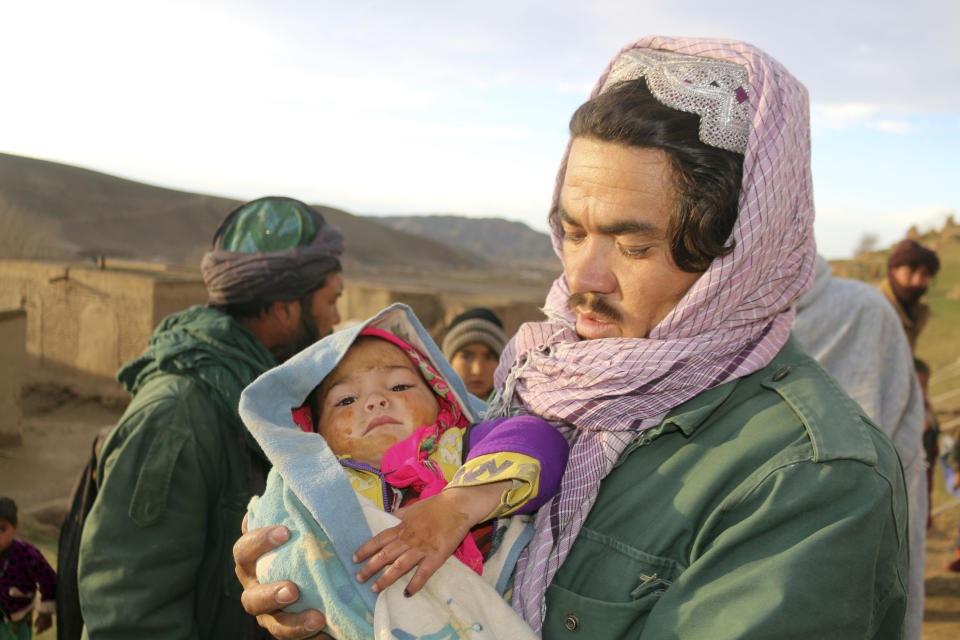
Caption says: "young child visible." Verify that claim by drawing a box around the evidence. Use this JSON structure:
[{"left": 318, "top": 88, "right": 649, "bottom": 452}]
[
  {"left": 0, "top": 497, "right": 56, "bottom": 640},
  {"left": 302, "top": 326, "right": 567, "bottom": 595},
  {"left": 243, "top": 304, "right": 567, "bottom": 639}
]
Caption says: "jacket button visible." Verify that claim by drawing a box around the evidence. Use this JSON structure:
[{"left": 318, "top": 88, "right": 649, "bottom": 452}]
[
  {"left": 564, "top": 614, "right": 580, "bottom": 631},
  {"left": 772, "top": 366, "right": 790, "bottom": 381}
]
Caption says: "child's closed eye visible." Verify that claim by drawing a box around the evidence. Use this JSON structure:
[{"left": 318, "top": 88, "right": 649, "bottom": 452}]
[
  {"left": 334, "top": 396, "right": 357, "bottom": 407},
  {"left": 391, "top": 384, "right": 414, "bottom": 392}
]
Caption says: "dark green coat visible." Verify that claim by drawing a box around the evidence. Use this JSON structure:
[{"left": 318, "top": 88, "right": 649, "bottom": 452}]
[
  {"left": 543, "top": 337, "right": 908, "bottom": 639},
  {"left": 79, "top": 306, "right": 275, "bottom": 640}
]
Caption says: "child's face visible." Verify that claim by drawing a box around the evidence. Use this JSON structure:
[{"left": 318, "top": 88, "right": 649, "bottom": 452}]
[
  {"left": 0, "top": 518, "right": 16, "bottom": 553},
  {"left": 317, "top": 338, "right": 440, "bottom": 468}
]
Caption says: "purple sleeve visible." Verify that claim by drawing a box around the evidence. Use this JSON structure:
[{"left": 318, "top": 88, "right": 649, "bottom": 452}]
[
  {"left": 27, "top": 541, "right": 57, "bottom": 603},
  {"left": 466, "top": 415, "right": 569, "bottom": 514}
]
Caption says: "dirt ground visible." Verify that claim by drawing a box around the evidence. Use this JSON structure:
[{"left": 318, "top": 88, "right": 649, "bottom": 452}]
[{"left": 4, "top": 368, "right": 960, "bottom": 638}]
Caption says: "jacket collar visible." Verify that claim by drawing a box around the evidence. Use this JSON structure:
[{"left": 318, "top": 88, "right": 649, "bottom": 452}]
[{"left": 620, "top": 336, "right": 808, "bottom": 460}]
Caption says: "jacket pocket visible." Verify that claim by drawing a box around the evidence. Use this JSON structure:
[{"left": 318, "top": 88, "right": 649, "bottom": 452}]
[
  {"left": 128, "top": 428, "right": 188, "bottom": 527},
  {"left": 543, "top": 580, "right": 666, "bottom": 638}
]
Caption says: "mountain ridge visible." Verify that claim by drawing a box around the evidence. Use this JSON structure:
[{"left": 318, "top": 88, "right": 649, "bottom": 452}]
[{"left": 0, "top": 152, "right": 560, "bottom": 273}]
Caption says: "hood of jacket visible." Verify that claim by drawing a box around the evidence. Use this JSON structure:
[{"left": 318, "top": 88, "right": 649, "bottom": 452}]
[{"left": 118, "top": 304, "right": 276, "bottom": 423}]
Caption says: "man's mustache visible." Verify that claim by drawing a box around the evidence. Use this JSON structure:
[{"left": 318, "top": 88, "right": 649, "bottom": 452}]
[{"left": 567, "top": 292, "right": 622, "bottom": 324}]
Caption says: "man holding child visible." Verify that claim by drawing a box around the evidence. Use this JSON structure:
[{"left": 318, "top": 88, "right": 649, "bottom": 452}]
[{"left": 236, "top": 38, "right": 908, "bottom": 639}]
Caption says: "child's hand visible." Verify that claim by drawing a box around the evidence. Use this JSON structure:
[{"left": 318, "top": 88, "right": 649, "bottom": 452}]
[
  {"left": 35, "top": 612, "right": 53, "bottom": 633},
  {"left": 353, "top": 491, "right": 472, "bottom": 596},
  {"left": 353, "top": 481, "right": 510, "bottom": 596}
]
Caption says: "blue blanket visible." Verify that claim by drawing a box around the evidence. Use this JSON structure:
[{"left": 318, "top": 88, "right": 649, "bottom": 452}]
[{"left": 241, "top": 304, "right": 535, "bottom": 640}]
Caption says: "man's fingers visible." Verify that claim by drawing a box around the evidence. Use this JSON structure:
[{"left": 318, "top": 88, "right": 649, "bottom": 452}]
[
  {"left": 240, "top": 580, "right": 301, "bottom": 616},
  {"left": 233, "top": 525, "right": 290, "bottom": 585},
  {"left": 257, "top": 609, "right": 330, "bottom": 640},
  {"left": 237, "top": 567, "right": 329, "bottom": 639}
]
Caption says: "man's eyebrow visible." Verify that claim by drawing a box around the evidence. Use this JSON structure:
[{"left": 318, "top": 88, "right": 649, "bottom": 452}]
[
  {"left": 558, "top": 206, "right": 579, "bottom": 227},
  {"left": 558, "top": 205, "right": 661, "bottom": 237}
]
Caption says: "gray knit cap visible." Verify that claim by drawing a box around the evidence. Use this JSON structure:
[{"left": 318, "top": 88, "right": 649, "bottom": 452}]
[{"left": 441, "top": 308, "right": 507, "bottom": 361}]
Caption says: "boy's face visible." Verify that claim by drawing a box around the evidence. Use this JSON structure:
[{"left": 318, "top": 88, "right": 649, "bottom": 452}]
[
  {"left": 450, "top": 343, "right": 499, "bottom": 398},
  {"left": 0, "top": 518, "right": 16, "bottom": 553},
  {"left": 317, "top": 338, "right": 440, "bottom": 468}
]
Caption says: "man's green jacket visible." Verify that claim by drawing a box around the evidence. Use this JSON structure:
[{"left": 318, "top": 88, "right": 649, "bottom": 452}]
[
  {"left": 543, "top": 337, "right": 908, "bottom": 639},
  {"left": 79, "top": 306, "right": 275, "bottom": 640}
]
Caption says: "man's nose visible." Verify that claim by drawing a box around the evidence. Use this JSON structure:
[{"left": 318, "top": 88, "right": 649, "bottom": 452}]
[
  {"left": 910, "top": 271, "right": 930, "bottom": 288},
  {"left": 470, "top": 360, "right": 483, "bottom": 375},
  {"left": 566, "top": 240, "right": 616, "bottom": 294}
]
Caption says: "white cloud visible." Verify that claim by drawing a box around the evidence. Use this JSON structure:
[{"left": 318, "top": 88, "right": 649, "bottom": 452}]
[
  {"left": 811, "top": 103, "right": 927, "bottom": 135},
  {"left": 872, "top": 120, "right": 912, "bottom": 134},
  {"left": 811, "top": 102, "right": 883, "bottom": 129},
  {"left": 556, "top": 81, "right": 594, "bottom": 94}
]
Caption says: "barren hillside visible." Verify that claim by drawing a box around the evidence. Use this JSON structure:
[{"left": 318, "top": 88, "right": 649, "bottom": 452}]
[{"left": 0, "top": 153, "right": 505, "bottom": 273}]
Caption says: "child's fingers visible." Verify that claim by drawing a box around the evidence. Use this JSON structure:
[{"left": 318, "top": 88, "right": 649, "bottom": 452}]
[
  {"left": 371, "top": 549, "right": 426, "bottom": 593},
  {"left": 353, "top": 526, "right": 401, "bottom": 563},
  {"left": 356, "top": 539, "right": 410, "bottom": 583},
  {"left": 402, "top": 554, "right": 446, "bottom": 597}
]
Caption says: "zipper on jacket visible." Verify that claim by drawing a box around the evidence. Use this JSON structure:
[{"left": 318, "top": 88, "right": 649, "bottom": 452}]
[{"left": 339, "top": 459, "right": 395, "bottom": 512}]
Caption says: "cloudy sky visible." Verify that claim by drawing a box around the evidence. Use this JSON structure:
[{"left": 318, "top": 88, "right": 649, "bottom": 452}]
[{"left": 2, "top": 0, "right": 957, "bottom": 258}]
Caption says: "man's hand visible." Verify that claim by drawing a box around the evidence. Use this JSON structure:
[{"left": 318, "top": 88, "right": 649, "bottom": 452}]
[
  {"left": 952, "top": 471, "right": 960, "bottom": 491},
  {"left": 234, "top": 515, "right": 331, "bottom": 639},
  {"left": 353, "top": 481, "right": 511, "bottom": 596},
  {"left": 35, "top": 612, "right": 52, "bottom": 633}
]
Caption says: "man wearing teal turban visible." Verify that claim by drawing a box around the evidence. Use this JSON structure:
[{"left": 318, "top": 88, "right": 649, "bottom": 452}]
[{"left": 78, "top": 197, "right": 345, "bottom": 640}]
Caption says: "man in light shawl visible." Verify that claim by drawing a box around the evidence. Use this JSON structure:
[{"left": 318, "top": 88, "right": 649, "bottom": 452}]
[
  {"left": 235, "top": 39, "right": 908, "bottom": 639},
  {"left": 795, "top": 255, "right": 925, "bottom": 640},
  {"left": 78, "top": 196, "right": 344, "bottom": 640}
]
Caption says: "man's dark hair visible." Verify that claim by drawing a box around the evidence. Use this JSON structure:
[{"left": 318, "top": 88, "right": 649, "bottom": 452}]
[
  {"left": 0, "top": 496, "right": 17, "bottom": 525},
  {"left": 210, "top": 263, "right": 342, "bottom": 321},
  {"left": 914, "top": 358, "right": 931, "bottom": 377},
  {"left": 566, "top": 79, "right": 744, "bottom": 272},
  {"left": 888, "top": 239, "right": 940, "bottom": 277}
]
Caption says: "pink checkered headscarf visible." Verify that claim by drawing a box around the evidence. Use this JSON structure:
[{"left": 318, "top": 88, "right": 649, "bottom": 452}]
[{"left": 499, "top": 37, "right": 817, "bottom": 631}]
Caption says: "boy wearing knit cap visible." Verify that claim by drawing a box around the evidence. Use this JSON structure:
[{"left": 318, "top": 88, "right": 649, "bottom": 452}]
[
  {"left": 879, "top": 238, "right": 941, "bottom": 351},
  {"left": 442, "top": 308, "right": 507, "bottom": 400}
]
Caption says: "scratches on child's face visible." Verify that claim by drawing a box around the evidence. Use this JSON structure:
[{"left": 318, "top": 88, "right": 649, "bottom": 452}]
[{"left": 317, "top": 339, "right": 439, "bottom": 467}]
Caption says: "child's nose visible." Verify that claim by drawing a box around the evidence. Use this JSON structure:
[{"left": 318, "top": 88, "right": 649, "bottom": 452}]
[{"left": 366, "top": 394, "right": 389, "bottom": 411}]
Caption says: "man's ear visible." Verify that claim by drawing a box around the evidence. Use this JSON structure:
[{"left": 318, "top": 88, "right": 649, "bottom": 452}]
[{"left": 267, "top": 299, "right": 301, "bottom": 328}]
